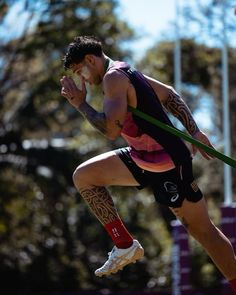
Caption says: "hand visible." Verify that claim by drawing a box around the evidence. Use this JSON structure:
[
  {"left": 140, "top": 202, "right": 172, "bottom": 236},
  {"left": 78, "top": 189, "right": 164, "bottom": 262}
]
[
  {"left": 192, "top": 130, "right": 215, "bottom": 160},
  {"left": 60, "top": 76, "right": 87, "bottom": 108}
]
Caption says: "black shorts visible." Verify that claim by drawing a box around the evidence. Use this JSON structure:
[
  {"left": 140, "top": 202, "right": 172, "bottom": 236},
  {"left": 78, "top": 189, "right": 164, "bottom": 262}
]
[{"left": 115, "top": 147, "right": 203, "bottom": 208}]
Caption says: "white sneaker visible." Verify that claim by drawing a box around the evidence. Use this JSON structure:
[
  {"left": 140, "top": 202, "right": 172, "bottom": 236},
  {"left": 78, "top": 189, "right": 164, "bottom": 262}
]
[{"left": 94, "top": 240, "right": 144, "bottom": 277}]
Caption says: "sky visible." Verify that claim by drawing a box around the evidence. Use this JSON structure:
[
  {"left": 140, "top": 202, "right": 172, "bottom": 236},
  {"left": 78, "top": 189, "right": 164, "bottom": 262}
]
[
  {"left": 117, "top": 0, "right": 219, "bottom": 132},
  {"left": 2, "top": 0, "right": 236, "bottom": 59},
  {"left": 118, "top": 0, "right": 176, "bottom": 60},
  {"left": 1, "top": 0, "right": 235, "bottom": 135},
  {"left": 118, "top": 0, "right": 236, "bottom": 61},
  {"left": 1, "top": 0, "right": 176, "bottom": 55}
]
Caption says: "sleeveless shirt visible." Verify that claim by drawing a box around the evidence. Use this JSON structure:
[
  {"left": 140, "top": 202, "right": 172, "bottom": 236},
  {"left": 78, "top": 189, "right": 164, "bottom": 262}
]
[{"left": 110, "top": 61, "right": 191, "bottom": 172}]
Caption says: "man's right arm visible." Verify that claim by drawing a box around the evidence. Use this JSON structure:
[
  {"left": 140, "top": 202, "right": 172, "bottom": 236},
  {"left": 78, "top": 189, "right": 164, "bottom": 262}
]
[
  {"left": 78, "top": 70, "right": 128, "bottom": 139},
  {"left": 60, "top": 71, "right": 128, "bottom": 140},
  {"left": 77, "top": 102, "right": 108, "bottom": 136},
  {"left": 60, "top": 75, "right": 112, "bottom": 137}
]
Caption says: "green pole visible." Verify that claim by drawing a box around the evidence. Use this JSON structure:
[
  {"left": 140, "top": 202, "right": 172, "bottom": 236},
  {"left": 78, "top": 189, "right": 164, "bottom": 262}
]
[{"left": 128, "top": 106, "right": 236, "bottom": 169}]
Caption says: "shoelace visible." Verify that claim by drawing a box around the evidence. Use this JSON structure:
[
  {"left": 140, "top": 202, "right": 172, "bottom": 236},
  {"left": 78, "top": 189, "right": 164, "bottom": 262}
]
[
  {"left": 109, "top": 249, "right": 119, "bottom": 259},
  {"left": 102, "top": 248, "right": 120, "bottom": 268}
]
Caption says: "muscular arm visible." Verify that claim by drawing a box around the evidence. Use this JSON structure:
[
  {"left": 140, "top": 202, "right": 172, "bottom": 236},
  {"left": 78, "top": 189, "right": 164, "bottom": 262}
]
[
  {"left": 144, "top": 75, "right": 214, "bottom": 159},
  {"left": 163, "top": 88, "right": 200, "bottom": 136},
  {"left": 163, "top": 87, "right": 215, "bottom": 159},
  {"left": 78, "top": 70, "right": 128, "bottom": 139},
  {"left": 78, "top": 102, "right": 107, "bottom": 135},
  {"left": 144, "top": 75, "right": 199, "bottom": 135}
]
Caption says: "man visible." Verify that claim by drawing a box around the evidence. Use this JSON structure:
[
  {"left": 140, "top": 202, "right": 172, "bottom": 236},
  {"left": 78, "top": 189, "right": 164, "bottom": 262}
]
[{"left": 60, "top": 36, "right": 236, "bottom": 293}]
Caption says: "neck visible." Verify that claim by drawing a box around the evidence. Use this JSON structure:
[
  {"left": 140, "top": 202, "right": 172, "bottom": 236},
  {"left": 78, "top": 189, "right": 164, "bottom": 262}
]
[{"left": 103, "top": 55, "right": 113, "bottom": 73}]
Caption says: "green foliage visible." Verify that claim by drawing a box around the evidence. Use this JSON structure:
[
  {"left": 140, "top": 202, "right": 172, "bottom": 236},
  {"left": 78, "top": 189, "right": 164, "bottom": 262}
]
[
  {"left": 1, "top": 1, "right": 236, "bottom": 293},
  {"left": 0, "top": 1, "right": 173, "bottom": 293}
]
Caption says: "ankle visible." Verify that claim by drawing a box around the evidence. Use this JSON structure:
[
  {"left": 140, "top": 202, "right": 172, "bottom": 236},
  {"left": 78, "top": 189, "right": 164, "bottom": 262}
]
[
  {"left": 104, "top": 218, "right": 133, "bottom": 249},
  {"left": 229, "top": 278, "right": 236, "bottom": 294}
]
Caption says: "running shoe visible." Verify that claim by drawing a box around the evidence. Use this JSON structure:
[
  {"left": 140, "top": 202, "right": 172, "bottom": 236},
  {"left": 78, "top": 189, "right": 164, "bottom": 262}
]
[{"left": 94, "top": 239, "right": 144, "bottom": 277}]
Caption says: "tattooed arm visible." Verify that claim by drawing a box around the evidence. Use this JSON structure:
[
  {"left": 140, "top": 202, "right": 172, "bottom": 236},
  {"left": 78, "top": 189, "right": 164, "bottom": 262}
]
[
  {"left": 144, "top": 75, "right": 215, "bottom": 159},
  {"left": 163, "top": 88, "right": 200, "bottom": 136},
  {"left": 78, "top": 102, "right": 107, "bottom": 135},
  {"left": 60, "top": 70, "right": 128, "bottom": 139},
  {"left": 144, "top": 75, "right": 199, "bottom": 135},
  {"left": 78, "top": 101, "right": 125, "bottom": 137},
  {"left": 163, "top": 88, "right": 215, "bottom": 159},
  {"left": 79, "top": 70, "right": 128, "bottom": 139}
]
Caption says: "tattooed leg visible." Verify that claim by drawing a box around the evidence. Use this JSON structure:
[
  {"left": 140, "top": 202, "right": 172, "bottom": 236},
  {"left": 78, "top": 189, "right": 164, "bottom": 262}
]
[{"left": 79, "top": 186, "right": 119, "bottom": 225}]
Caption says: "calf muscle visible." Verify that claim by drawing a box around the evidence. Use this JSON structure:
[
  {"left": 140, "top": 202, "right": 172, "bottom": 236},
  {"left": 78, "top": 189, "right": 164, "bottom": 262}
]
[{"left": 79, "top": 186, "right": 118, "bottom": 225}]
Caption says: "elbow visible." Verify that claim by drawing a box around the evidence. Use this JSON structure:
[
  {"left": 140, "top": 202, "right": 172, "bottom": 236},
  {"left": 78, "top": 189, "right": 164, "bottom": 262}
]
[
  {"left": 106, "top": 129, "right": 120, "bottom": 141},
  {"left": 106, "top": 133, "right": 119, "bottom": 141},
  {"left": 105, "top": 121, "right": 121, "bottom": 140}
]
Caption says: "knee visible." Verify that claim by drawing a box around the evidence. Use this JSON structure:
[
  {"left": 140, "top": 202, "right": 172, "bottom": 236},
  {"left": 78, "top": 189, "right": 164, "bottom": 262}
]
[{"left": 72, "top": 165, "right": 90, "bottom": 190}]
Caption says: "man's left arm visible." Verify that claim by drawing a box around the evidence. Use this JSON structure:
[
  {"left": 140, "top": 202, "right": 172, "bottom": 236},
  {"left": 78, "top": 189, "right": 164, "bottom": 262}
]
[
  {"left": 163, "top": 87, "right": 214, "bottom": 159},
  {"left": 164, "top": 88, "right": 199, "bottom": 136}
]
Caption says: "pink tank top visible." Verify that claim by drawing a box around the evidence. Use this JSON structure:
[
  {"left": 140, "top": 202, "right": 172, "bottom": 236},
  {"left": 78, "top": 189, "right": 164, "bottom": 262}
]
[{"left": 121, "top": 112, "right": 175, "bottom": 172}]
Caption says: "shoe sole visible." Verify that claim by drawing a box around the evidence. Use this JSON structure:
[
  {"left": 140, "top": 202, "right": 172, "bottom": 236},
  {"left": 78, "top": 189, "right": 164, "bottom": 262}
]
[{"left": 95, "top": 246, "right": 144, "bottom": 277}]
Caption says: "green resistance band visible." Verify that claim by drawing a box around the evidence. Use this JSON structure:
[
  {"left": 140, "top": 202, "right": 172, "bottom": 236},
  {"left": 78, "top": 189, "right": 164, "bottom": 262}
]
[{"left": 128, "top": 106, "right": 236, "bottom": 169}]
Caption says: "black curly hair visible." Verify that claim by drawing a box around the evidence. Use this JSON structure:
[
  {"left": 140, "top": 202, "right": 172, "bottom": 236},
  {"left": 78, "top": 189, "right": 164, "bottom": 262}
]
[{"left": 63, "top": 36, "right": 103, "bottom": 69}]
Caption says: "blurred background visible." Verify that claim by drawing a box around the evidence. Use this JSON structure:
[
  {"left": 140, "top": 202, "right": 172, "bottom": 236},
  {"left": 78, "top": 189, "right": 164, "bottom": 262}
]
[{"left": 0, "top": 0, "right": 236, "bottom": 294}]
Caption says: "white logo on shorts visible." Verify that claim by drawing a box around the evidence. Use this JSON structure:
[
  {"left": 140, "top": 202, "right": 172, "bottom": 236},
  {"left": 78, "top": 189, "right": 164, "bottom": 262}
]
[
  {"left": 171, "top": 194, "right": 179, "bottom": 202},
  {"left": 164, "top": 181, "right": 179, "bottom": 203}
]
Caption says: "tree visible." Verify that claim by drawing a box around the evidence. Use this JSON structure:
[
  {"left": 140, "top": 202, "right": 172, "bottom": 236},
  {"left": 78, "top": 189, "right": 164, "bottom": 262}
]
[
  {"left": 181, "top": 0, "right": 236, "bottom": 193},
  {"left": 2, "top": 1, "right": 170, "bottom": 293}
]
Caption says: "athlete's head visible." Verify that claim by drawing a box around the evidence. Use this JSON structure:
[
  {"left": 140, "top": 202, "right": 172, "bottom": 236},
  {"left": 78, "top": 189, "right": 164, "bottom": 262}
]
[
  {"left": 63, "top": 36, "right": 105, "bottom": 85},
  {"left": 63, "top": 36, "right": 103, "bottom": 69}
]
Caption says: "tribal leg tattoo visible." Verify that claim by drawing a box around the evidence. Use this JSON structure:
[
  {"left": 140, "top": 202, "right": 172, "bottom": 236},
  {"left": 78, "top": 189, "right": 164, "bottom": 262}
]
[{"left": 79, "top": 186, "right": 119, "bottom": 225}]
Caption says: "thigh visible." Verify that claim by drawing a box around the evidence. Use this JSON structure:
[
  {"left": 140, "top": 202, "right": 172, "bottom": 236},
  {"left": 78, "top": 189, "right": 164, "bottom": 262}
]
[
  {"left": 169, "top": 197, "right": 213, "bottom": 230},
  {"left": 76, "top": 150, "right": 140, "bottom": 187},
  {"left": 151, "top": 160, "right": 203, "bottom": 208}
]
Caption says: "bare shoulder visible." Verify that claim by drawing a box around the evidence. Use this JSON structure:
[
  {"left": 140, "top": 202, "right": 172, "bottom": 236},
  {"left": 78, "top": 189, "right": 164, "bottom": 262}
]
[
  {"left": 102, "top": 69, "right": 129, "bottom": 103},
  {"left": 103, "top": 68, "right": 129, "bottom": 90},
  {"left": 144, "top": 74, "right": 172, "bottom": 103}
]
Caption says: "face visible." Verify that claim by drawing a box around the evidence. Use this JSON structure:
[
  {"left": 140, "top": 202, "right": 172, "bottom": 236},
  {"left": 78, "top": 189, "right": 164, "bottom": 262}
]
[
  {"left": 70, "top": 55, "right": 102, "bottom": 85},
  {"left": 80, "top": 65, "right": 91, "bottom": 80},
  {"left": 71, "top": 62, "right": 92, "bottom": 83}
]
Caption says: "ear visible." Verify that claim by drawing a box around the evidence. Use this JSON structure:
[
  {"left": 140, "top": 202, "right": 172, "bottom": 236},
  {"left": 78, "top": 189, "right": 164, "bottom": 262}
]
[{"left": 84, "top": 54, "right": 95, "bottom": 65}]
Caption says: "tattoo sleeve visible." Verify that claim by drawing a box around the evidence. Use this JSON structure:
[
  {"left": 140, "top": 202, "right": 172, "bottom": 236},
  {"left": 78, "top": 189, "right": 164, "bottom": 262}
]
[
  {"left": 79, "top": 186, "right": 118, "bottom": 225},
  {"left": 78, "top": 101, "right": 107, "bottom": 135},
  {"left": 164, "top": 88, "right": 200, "bottom": 136}
]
